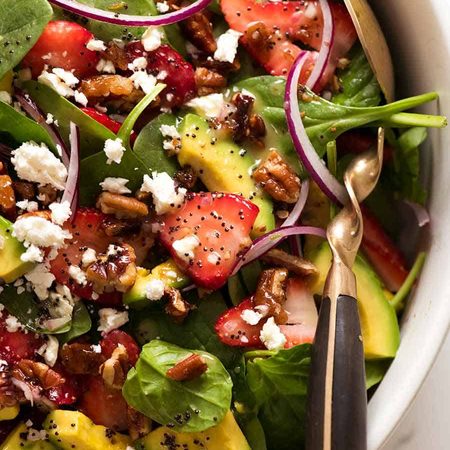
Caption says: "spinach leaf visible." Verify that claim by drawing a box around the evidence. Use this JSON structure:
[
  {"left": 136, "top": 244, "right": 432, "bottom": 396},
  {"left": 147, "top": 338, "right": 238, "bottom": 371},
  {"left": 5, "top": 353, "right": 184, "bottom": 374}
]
[
  {"left": 58, "top": 302, "right": 92, "bottom": 344},
  {"left": 134, "top": 113, "right": 180, "bottom": 176},
  {"left": 235, "top": 76, "right": 286, "bottom": 109},
  {"left": 22, "top": 81, "right": 116, "bottom": 158},
  {"left": 0, "top": 0, "right": 52, "bottom": 80},
  {"left": 123, "top": 340, "right": 233, "bottom": 432},
  {"left": 0, "top": 101, "right": 54, "bottom": 150},
  {"left": 241, "top": 417, "right": 268, "bottom": 450},
  {"left": 331, "top": 45, "right": 381, "bottom": 107},
  {"left": 130, "top": 292, "right": 242, "bottom": 369}
]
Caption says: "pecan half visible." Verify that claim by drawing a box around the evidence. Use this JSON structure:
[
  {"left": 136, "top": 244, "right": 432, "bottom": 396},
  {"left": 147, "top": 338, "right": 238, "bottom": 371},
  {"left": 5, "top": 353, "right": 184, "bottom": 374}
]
[
  {"left": 127, "top": 406, "right": 152, "bottom": 441},
  {"left": 81, "top": 75, "right": 135, "bottom": 99},
  {"left": 102, "top": 42, "right": 129, "bottom": 71},
  {"left": 37, "top": 184, "right": 58, "bottom": 206},
  {"left": 261, "top": 249, "right": 318, "bottom": 277},
  {"left": 252, "top": 150, "right": 301, "bottom": 203},
  {"left": 164, "top": 287, "right": 192, "bottom": 323},
  {"left": 166, "top": 354, "right": 208, "bottom": 382},
  {"left": 101, "top": 216, "right": 142, "bottom": 237},
  {"left": 195, "top": 67, "right": 227, "bottom": 96},
  {"left": 254, "top": 268, "right": 289, "bottom": 324},
  {"left": 244, "top": 22, "right": 272, "bottom": 64},
  {"left": 182, "top": 12, "right": 217, "bottom": 54},
  {"left": 13, "top": 181, "right": 36, "bottom": 201},
  {"left": 12, "top": 360, "right": 65, "bottom": 390},
  {"left": 0, "top": 175, "right": 16, "bottom": 219},
  {"left": 60, "top": 343, "right": 105, "bottom": 375},
  {"left": 99, "top": 345, "right": 129, "bottom": 390},
  {"left": 97, "top": 192, "right": 149, "bottom": 219},
  {"left": 174, "top": 166, "right": 198, "bottom": 190}
]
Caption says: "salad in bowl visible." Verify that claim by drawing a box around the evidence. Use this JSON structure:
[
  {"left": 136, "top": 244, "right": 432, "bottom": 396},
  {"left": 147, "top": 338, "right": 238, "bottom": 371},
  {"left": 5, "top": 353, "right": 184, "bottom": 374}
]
[{"left": 0, "top": 0, "right": 446, "bottom": 449}]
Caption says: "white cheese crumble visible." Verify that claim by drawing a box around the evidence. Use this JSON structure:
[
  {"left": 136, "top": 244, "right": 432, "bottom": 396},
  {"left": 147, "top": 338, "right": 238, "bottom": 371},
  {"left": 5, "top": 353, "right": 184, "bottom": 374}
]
[
  {"left": 214, "top": 29, "right": 242, "bottom": 63},
  {"left": 68, "top": 265, "right": 87, "bottom": 286},
  {"left": 16, "top": 200, "right": 39, "bottom": 212},
  {"left": 207, "top": 252, "right": 221, "bottom": 265},
  {"left": 81, "top": 248, "right": 97, "bottom": 267},
  {"left": 128, "top": 56, "right": 148, "bottom": 72},
  {"left": 46, "top": 113, "right": 56, "bottom": 125},
  {"left": 21, "top": 244, "right": 44, "bottom": 263},
  {"left": 241, "top": 309, "right": 263, "bottom": 326},
  {"left": 38, "top": 71, "right": 74, "bottom": 97},
  {"left": 160, "top": 124, "right": 181, "bottom": 152},
  {"left": 5, "top": 315, "right": 22, "bottom": 333},
  {"left": 98, "top": 308, "right": 129, "bottom": 333},
  {"left": 156, "top": 1, "right": 169, "bottom": 12},
  {"left": 0, "top": 91, "right": 12, "bottom": 105},
  {"left": 104, "top": 138, "right": 126, "bottom": 165},
  {"left": 145, "top": 278, "right": 165, "bottom": 301},
  {"left": 140, "top": 171, "right": 186, "bottom": 215},
  {"left": 130, "top": 71, "right": 157, "bottom": 94},
  {"left": 11, "top": 142, "right": 68, "bottom": 190},
  {"left": 187, "top": 93, "right": 226, "bottom": 119},
  {"left": 260, "top": 317, "right": 287, "bottom": 350},
  {"left": 96, "top": 59, "right": 116, "bottom": 74},
  {"left": 43, "top": 336, "right": 59, "bottom": 367},
  {"left": 172, "top": 234, "right": 199, "bottom": 262},
  {"left": 52, "top": 68, "right": 79, "bottom": 87},
  {"left": 49, "top": 201, "right": 72, "bottom": 225},
  {"left": 86, "top": 38, "right": 107, "bottom": 52},
  {"left": 24, "top": 263, "right": 56, "bottom": 300},
  {"left": 141, "top": 27, "right": 163, "bottom": 52},
  {"left": 100, "top": 177, "right": 131, "bottom": 194},
  {"left": 74, "top": 90, "right": 88, "bottom": 107}
]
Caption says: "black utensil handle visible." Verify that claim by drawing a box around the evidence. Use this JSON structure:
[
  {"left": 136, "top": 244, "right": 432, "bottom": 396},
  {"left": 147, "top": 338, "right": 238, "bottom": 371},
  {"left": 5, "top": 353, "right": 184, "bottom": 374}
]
[{"left": 306, "top": 295, "right": 367, "bottom": 450}]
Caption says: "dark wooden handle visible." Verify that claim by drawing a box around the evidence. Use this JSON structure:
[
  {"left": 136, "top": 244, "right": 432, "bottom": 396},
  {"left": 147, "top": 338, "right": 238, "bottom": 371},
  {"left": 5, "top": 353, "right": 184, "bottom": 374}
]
[{"left": 306, "top": 295, "right": 367, "bottom": 450}]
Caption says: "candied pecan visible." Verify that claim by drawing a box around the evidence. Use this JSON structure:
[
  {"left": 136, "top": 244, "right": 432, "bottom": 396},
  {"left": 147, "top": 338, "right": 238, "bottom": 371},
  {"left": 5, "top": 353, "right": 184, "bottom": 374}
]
[
  {"left": 102, "top": 42, "right": 129, "bottom": 71},
  {"left": 228, "top": 92, "right": 254, "bottom": 142},
  {"left": 13, "top": 181, "right": 36, "bottom": 201},
  {"left": 252, "top": 150, "right": 301, "bottom": 203},
  {"left": 97, "top": 192, "right": 149, "bottom": 219},
  {"left": 60, "top": 343, "right": 105, "bottom": 375},
  {"left": 0, "top": 175, "right": 16, "bottom": 219},
  {"left": 181, "top": 12, "right": 217, "bottom": 54},
  {"left": 254, "top": 268, "right": 289, "bottom": 324},
  {"left": 244, "top": 22, "right": 272, "bottom": 64},
  {"left": 164, "top": 287, "right": 192, "bottom": 323},
  {"left": 127, "top": 406, "right": 152, "bottom": 441},
  {"left": 37, "top": 184, "right": 58, "bottom": 206},
  {"left": 166, "top": 354, "right": 208, "bottom": 382},
  {"left": 124, "top": 222, "right": 156, "bottom": 266},
  {"left": 86, "top": 243, "right": 137, "bottom": 293},
  {"left": 101, "top": 216, "right": 142, "bottom": 237},
  {"left": 191, "top": 53, "right": 240, "bottom": 74},
  {"left": 0, "top": 362, "right": 20, "bottom": 408},
  {"left": 174, "top": 166, "right": 198, "bottom": 190},
  {"left": 99, "top": 345, "right": 129, "bottom": 390},
  {"left": 261, "top": 249, "right": 318, "bottom": 277},
  {"left": 248, "top": 114, "right": 266, "bottom": 140},
  {"left": 80, "top": 75, "right": 134, "bottom": 99},
  {"left": 12, "top": 360, "right": 65, "bottom": 390},
  {"left": 195, "top": 67, "right": 227, "bottom": 96}
]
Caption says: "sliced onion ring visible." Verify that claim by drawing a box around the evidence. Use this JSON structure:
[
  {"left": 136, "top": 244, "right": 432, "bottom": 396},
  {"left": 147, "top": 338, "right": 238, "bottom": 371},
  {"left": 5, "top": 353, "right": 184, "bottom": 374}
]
[
  {"left": 232, "top": 225, "right": 326, "bottom": 275},
  {"left": 48, "top": 0, "right": 212, "bottom": 27},
  {"left": 61, "top": 122, "right": 80, "bottom": 220},
  {"left": 404, "top": 200, "right": 430, "bottom": 227}
]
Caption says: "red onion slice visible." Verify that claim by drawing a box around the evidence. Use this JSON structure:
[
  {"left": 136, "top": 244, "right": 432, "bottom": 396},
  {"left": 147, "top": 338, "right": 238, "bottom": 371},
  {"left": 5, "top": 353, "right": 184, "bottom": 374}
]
[
  {"left": 404, "top": 200, "right": 430, "bottom": 227},
  {"left": 282, "top": 179, "right": 310, "bottom": 227},
  {"left": 48, "top": 0, "right": 212, "bottom": 26},
  {"left": 232, "top": 225, "right": 326, "bottom": 275},
  {"left": 61, "top": 122, "right": 80, "bottom": 219}
]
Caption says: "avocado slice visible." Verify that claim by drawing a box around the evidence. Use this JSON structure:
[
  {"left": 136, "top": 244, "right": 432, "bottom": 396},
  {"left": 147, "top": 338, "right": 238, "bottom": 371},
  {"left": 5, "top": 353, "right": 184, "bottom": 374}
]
[
  {"left": 0, "top": 216, "right": 35, "bottom": 283},
  {"left": 44, "top": 410, "right": 131, "bottom": 450},
  {"left": 0, "top": 404, "right": 19, "bottom": 421},
  {"left": 137, "top": 411, "right": 251, "bottom": 450},
  {"left": 308, "top": 242, "right": 400, "bottom": 359},
  {"left": 124, "top": 259, "right": 189, "bottom": 309},
  {"left": 1, "top": 423, "right": 57, "bottom": 450},
  {"left": 178, "top": 114, "right": 275, "bottom": 236}
]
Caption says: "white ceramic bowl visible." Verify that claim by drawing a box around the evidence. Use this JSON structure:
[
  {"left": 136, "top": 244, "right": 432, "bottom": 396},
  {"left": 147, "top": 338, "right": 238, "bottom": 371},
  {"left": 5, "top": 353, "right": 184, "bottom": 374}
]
[{"left": 367, "top": 1, "right": 450, "bottom": 448}]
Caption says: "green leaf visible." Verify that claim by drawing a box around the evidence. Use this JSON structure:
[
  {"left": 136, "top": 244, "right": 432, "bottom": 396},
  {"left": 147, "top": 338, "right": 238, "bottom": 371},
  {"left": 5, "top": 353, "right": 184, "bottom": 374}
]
[
  {"left": 331, "top": 44, "right": 382, "bottom": 107},
  {"left": 58, "top": 302, "right": 92, "bottom": 344},
  {"left": 22, "top": 81, "right": 116, "bottom": 158},
  {"left": 134, "top": 113, "right": 180, "bottom": 176},
  {"left": 0, "top": 0, "right": 52, "bottom": 79},
  {"left": 365, "top": 359, "right": 391, "bottom": 389},
  {"left": 122, "top": 340, "right": 233, "bottom": 432}
]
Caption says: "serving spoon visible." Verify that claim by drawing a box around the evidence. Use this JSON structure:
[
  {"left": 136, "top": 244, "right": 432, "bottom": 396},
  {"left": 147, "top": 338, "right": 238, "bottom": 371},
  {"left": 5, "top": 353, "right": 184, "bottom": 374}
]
[{"left": 343, "top": 0, "right": 395, "bottom": 102}]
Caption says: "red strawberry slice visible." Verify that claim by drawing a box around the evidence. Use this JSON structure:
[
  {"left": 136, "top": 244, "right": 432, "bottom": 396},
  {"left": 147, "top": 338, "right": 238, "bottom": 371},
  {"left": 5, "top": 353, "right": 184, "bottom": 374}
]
[
  {"left": 215, "top": 298, "right": 265, "bottom": 348},
  {"left": 126, "top": 43, "right": 196, "bottom": 107},
  {"left": 159, "top": 193, "right": 259, "bottom": 290},
  {"left": 100, "top": 330, "right": 140, "bottom": 366},
  {"left": 22, "top": 21, "right": 100, "bottom": 78},
  {"left": 45, "top": 363, "right": 80, "bottom": 406}
]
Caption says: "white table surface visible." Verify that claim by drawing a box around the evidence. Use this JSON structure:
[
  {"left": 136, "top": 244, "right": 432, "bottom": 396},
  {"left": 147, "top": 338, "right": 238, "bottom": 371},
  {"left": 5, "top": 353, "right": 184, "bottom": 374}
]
[{"left": 382, "top": 331, "right": 450, "bottom": 449}]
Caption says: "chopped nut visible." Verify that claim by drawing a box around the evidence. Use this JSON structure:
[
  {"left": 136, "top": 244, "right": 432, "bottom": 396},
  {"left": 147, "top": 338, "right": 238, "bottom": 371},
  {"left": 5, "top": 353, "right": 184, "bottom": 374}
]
[
  {"left": 261, "top": 249, "right": 318, "bottom": 277},
  {"left": 13, "top": 181, "right": 36, "bottom": 201},
  {"left": 195, "top": 67, "right": 227, "bottom": 96},
  {"left": 102, "top": 42, "right": 129, "bottom": 71},
  {"left": 101, "top": 216, "right": 142, "bottom": 237},
  {"left": 166, "top": 354, "right": 208, "bottom": 381},
  {"left": 164, "top": 287, "right": 192, "bottom": 323},
  {"left": 99, "top": 345, "right": 129, "bottom": 390},
  {"left": 97, "top": 192, "right": 149, "bottom": 219},
  {"left": 123, "top": 222, "right": 156, "bottom": 266},
  {"left": 182, "top": 12, "right": 217, "bottom": 54},
  {"left": 254, "top": 268, "right": 289, "bottom": 324},
  {"left": 86, "top": 243, "right": 137, "bottom": 293},
  {"left": 191, "top": 53, "right": 240, "bottom": 74},
  {"left": 127, "top": 406, "right": 152, "bottom": 440},
  {"left": 0, "top": 363, "right": 20, "bottom": 408},
  {"left": 60, "top": 343, "right": 105, "bottom": 375},
  {"left": 244, "top": 22, "right": 272, "bottom": 64},
  {"left": 37, "top": 184, "right": 58, "bottom": 206},
  {"left": 81, "top": 75, "right": 135, "bottom": 99},
  {"left": 248, "top": 114, "right": 266, "bottom": 140},
  {"left": 252, "top": 150, "right": 301, "bottom": 204},
  {"left": 0, "top": 175, "right": 16, "bottom": 219},
  {"left": 12, "top": 360, "right": 65, "bottom": 390},
  {"left": 174, "top": 166, "right": 198, "bottom": 190}
]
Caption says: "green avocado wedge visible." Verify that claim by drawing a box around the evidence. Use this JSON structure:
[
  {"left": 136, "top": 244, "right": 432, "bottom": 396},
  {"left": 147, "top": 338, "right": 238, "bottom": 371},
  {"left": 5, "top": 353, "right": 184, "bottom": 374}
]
[
  {"left": 0, "top": 423, "right": 57, "bottom": 450},
  {"left": 178, "top": 114, "right": 275, "bottom": 236}
]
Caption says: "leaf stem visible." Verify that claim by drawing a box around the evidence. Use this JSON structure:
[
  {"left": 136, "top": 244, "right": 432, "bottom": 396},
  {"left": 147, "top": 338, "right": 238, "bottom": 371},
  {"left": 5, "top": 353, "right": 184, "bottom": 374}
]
[
  {"left": 244, "top": 350, "right": 278, "bottom": 360},
  {"left": 380, "top": 112, "right": 448, "bottom": 129},
  {"left": 326, "top": 140, "right": 337, "bottom": 219}
]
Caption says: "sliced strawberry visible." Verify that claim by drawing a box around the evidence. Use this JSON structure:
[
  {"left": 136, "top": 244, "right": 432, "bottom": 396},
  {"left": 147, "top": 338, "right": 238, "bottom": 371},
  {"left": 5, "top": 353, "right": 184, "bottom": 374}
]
[
  {"left": 361, "top": 206, "right": 409, "bottom": 292},
  {"left": 45, "top": 363, "right": 80, "bottom": 406},
  {"left": 0, "top": 316, "right": 44, "bottom": 364},
  {"left": 22, "top": 21, "right": 100, "bottom": 78},
  {"left": 126, "top": 43, "right": 196, "bottom": 107},
  {"left": 100, "top": 330, "right": 140, "bottom": 366},
  {"left": 221, "top": 0, "right": 357, "bottom": 88},
  {"left": 79, "top": 375, "right": 128, "bottom": 431},
  {"left": 159, "top": 193, "right": 259, "bottom": 290},
  {"left": 215, "top": 298, "right": 265, "bottom": 348}
]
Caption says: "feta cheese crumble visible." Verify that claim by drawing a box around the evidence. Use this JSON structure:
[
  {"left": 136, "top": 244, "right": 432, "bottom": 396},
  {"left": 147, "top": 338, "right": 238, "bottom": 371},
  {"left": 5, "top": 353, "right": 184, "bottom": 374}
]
[
  {"left": 187, "top": 93, "right": 226, "bottom": 119},
  {"left": 128, "top": 56, "right": 148, "bottom": 72},
  {"left": 49, "top": 201, "right": 72, "bottom": 225},
  {"left": 241, "top": 309, "right": 263, "bottom": 326},
  {"left": 43, "top": 336, "right": 59, "bottom": 367},
  {"left": 81, "top": 248, "right": 97, "bottom": 267},
  {"left": 11, "top": 142, "right": 68, "bottom": 190},
  {"left": 130, "top": 71, "right": 157, "bottom": 94},
  {"left": 156, "top": 1, "right": 170, "bottom": 12},
  {"left": 141, "top": 27, "right": 163, "bottom": 52},
  {"left": 86, "top": 38, "right": 107, "bottom": 52},
  {"left": 160, "top": 124, "right": 181, "bottom": 153},
  {"left": 16, "top": 200, "right": 39, "bottom": 212},
  {"left": 260, "top": 317, "right": 287, "bottom": 350},
  {"left": 100, "top": 177, "right": 131, "bottom": 194},
  {"left": 21, "top": 244, "right": 44, "bottom": 263},
  {"left": 96, "top": 59, "right": 116, "bottom": 74},
  {"left": 74, "top": 90, "right": 88, "bottom": 107},
  {"left": 146, "top": 278, "right": 165, "bottom": 301},
  {"left": 98, "top": 308, "right": 129, "bottom": 333},
  {"left": 68, "top": 265, "right": 87, "bottom": 286},
  {"left": 140, "top": 172, "right": 186, "bottom": 215},
  {"left": 172, "top": 234, "right": 199, "bottom": 262},
  {"left": 52, "top": 68, "right": 79, "bottom": 87},
  {"left": 103, "top": 138, "right": 126, "bottom": 165},
  {"left": 214, "top": 29, "right": 242, "bottom": 63},
  {"left": 24, "top": 263, "right": 56, "bottom": 300}
]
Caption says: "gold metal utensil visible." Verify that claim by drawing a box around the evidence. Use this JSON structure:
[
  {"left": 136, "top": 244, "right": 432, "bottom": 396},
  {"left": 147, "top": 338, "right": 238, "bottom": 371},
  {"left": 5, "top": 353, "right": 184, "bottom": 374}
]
[
  {"left": 306, "top": 128, "right": 385, "bottom": 450},
  {"left": 344, "top": 0, "right": 395, "bottom": 103}
]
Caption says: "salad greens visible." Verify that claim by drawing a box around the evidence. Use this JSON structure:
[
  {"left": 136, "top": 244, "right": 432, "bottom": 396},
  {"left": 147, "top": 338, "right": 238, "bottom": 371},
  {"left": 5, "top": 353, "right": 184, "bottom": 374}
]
[{"left": 123, "top": 340, "right": 233, "bottom": 432}]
